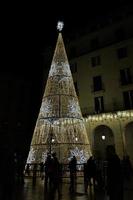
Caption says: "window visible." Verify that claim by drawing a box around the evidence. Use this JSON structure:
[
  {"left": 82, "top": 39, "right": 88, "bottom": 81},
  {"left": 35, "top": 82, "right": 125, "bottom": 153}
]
[
  {"left": 123, "top": 90, "right": 133, "bottom": 109},
  {"left": 120, "top": 68, "right": 132, "bottom": 85},
  {"left": 94, "top": 96, "right": 104, "bottom": 113},
  {"left": 117, "top": 47, "right": 127, "bottom": 59},
  {"left": 93, "top": 76, "right": 102, "bottom": 91},
  {"left": 91, "top": 56, "right": 101, "bottom": 67},
  {"left": 70, "top": 63, "right": 77, "bottom": 73}
]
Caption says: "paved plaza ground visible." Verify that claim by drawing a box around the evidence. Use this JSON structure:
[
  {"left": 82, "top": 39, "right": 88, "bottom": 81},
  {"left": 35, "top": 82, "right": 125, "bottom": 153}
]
[{"left": 13, "top": 176, "right": 133, "bottom": 200}]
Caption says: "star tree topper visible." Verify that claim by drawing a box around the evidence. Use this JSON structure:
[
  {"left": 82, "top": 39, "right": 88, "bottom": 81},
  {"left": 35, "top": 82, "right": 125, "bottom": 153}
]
[{"left": 57, "top": 21, "right": 64, "bottom": 31}]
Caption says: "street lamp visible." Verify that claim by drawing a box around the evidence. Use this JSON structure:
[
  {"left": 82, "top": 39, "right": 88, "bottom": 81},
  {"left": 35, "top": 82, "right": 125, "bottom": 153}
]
[{"left": 102, "top": 135, "right": 105, "bottom": 140}]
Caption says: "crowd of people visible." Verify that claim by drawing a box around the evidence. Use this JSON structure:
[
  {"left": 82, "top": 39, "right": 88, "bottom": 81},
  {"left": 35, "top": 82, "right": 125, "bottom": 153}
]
[
  {"left": 41, "top": 146, "right": 133, "bottom": 199},
  {"left": 1, "top": 145, "right": 133, "bottom": 199},
  {"left": 24, "top": 146, "right": 133, "bottom": 200}
]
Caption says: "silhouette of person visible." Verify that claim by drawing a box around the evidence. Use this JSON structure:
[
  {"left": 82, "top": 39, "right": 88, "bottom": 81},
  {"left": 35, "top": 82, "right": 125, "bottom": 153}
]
[
  {"left": 122, "top": 155, "right": 133, "bottom": 181},
  {"left": 32, "top": 163, "right": 37, "bottom": 186},
  {"left": 39, "top": 162, "right": 44, "bottom": 179},
  {"left": 84, "top": 156, "right": 96, "bottom": 192},
  {"left": 95, "top": 157, "right": 104, "bottom": 189},
  {"left": 44, "top": 154, "right": 53, "bottom": 189},
  {"left": 106, "top": 145, "right": 123, "bottom": 200},
  {"left": 84, "top": 162, "right": 88, "bottom": 187},
  {"left": 52, "top": 152, "right": 61, "bottom": 195},
  {"left": 16, "top": 152, "right": 25, "bottom": 184},
  {"left": 25, "top": 163, "right": 30, "bottom": 176},
  {"left": 69, "top": 156, "right": 77, "bottom": 193}
]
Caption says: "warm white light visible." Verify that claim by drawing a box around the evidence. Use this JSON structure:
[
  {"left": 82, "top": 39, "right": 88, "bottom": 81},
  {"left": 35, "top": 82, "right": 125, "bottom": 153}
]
[
  {"left": 68, "top": 147, "right": 88, "bottom": 169},
  {"left": 117, "top": 111, "right": 121, "bottom": 117},
  {"left": 57, "top": 21, "right": 64, "bottom": 31},
  {"left": 102, "top": 135, "right": 105, "bottom": 140},
  {"left": 26, "top": 22, "right": 91, "bottom": 165},
  {"left": 52, "top": 138, "right": 55, "bottom": 143}
]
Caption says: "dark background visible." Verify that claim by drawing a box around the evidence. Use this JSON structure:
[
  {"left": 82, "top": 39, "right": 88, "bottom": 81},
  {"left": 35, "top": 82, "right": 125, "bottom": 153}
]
[{"left": 2, "top": 0, "right": 132, "bottom": 73}]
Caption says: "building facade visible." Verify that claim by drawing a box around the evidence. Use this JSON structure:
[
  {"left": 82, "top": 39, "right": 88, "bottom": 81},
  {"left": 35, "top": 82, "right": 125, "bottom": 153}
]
[{"left": 66, "top": 6, "right": 133, "bottom": 163}]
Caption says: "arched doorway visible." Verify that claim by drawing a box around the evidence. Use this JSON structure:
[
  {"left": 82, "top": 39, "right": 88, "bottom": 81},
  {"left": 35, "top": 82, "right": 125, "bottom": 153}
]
[
  {"left": 93, "top": 125, "right": 115, "bottom": 160},
  {"left": 125, "top": 122, "right": 133, "bottom": 165}
]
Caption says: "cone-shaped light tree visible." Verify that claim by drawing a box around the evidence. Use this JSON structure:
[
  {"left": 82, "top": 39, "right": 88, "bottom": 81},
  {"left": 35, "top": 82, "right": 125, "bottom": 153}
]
[{"left": 27, "top": 22, "right": 92, "bottom": 164}]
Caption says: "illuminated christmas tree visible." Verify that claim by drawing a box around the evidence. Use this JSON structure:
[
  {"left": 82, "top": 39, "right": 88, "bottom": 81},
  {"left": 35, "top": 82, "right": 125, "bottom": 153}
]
[{"left": 27, "top": 22, "right": 91, "bottom": 165}]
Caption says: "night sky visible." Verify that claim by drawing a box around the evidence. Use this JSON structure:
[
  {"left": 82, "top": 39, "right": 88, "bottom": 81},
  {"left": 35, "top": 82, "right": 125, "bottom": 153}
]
[{"left": 2, "top": 0, "right": 131, "bottom": 77}]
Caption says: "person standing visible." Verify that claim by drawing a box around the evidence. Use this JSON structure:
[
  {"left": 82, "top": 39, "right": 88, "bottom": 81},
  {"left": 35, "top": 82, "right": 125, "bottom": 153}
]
[
  {"left": 106, "top": 145, "right": 123, "bottom": 200},
  {"left": 44, "top": 154, "right": 53, "bottom": 189},
  {"left": 84, "top": 156, "right": 96, "bottom": 192},
  {"left": 52, "top": 152, "right": 61, "bottom": 195},
  {"left": 69, "top": 156, "right": 77, "bottom": 193}
]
